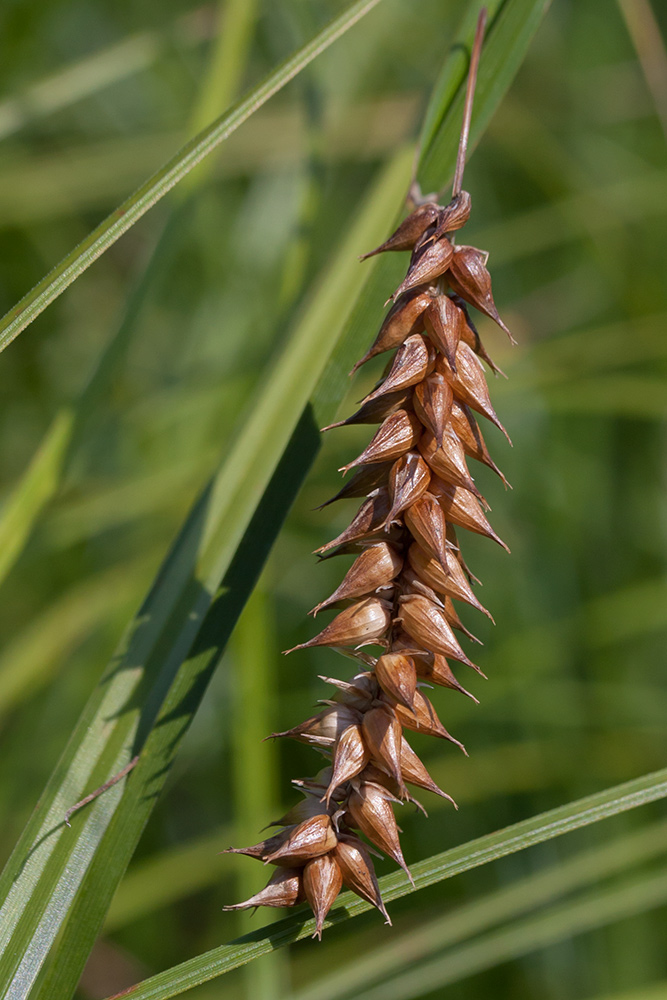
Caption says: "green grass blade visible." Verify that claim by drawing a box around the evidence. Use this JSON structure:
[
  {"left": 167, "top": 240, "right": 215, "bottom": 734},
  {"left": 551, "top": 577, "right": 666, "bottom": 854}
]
[
  {"left": 355, "top": 867, "right": 667, "bottom": 1000},
  {"left": 98, "top": 767, "right": 667, "bottom": 1000},
  {"left": 0, "top": 0, "right": 384, "bottom": 356},
  {"left": 0, "top": 149, "right": 412, "bottom": 1000},
  {"left": 292, "top": 818, "right": 667, "bottom": 1000}
]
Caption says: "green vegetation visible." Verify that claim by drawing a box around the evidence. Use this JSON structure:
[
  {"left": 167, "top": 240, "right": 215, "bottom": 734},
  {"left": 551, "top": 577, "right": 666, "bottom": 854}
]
[{"left": 0, "top": 1, "right": 665, "bottom": 998}]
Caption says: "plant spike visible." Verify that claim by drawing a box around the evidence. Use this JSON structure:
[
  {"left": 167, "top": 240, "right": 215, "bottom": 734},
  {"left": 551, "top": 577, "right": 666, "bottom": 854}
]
[{"left": 225, "top": 8, "right": 516, "bottom": 934}]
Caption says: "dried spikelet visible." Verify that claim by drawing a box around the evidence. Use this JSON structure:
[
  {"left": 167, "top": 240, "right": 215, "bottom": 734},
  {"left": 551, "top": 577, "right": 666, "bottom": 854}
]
[{"left": 226, "top": 10, "right": 520, "bottom": 933}]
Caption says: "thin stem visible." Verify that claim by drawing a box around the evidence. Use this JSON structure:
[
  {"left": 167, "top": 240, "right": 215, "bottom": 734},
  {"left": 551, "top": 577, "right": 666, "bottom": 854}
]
[{"left": 451, "top": 7, "right": 487, "bottom": 198}]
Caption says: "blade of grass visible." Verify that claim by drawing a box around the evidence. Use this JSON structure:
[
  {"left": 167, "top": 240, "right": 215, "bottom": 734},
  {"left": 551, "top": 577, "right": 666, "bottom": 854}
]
[
  {"left": 0, "top": 149, "right": 413, "bottom": 1000},
  {"left": 0, "top": 0, "right": 385, "bottom": 356},
  {"left": 101, "top": 766, "right": 667, "bottom": 1000},
  {"left": 355, "top": 866, "right": 667, "bottom": 1000},
  {"left": 0, "top": 2, "right": 552, "bottom": 994},
  {"left": 291, "top": 817, "right": 667, "bottom": 1000}
]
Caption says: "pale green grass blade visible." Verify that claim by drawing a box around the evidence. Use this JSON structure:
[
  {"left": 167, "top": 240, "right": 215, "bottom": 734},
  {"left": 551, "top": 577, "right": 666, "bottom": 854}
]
[
  {"left": 355, "top": 867, "right": 667, "bottom": 1000},
  {"left": 0, "top": 150, "right": 412, "bottom": 1000},
  {"left": 292, "top": 818, "right": 667, "bottom": 1000},
  {"left": 99, "top": 767, "right": 667, "bottom": 1000},
  {"left": 0, "top": 0, "right": 385, "bottom": 356}
]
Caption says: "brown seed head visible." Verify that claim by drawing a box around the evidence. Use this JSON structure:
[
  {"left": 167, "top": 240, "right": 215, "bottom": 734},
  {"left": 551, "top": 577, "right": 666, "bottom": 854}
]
[
  {"left": 265, "top": 814, "right": 338, "bottom": 867},
  {"left": 303, "top": 852, "right": 344, "bottom": 940},
  {"left": 222, "top": 867, "right": 304, "bottom": 911},
  {"left": 334, "top": 836, "right": 391, "bottom": 923},
  {"left": 392, "top": 237, "right": 454, "bottom": 301},
  {"left": 347, "top": 781, "right": 413, "bottom": 882},
  {"left": 447, "top": 245, "right": 515, "bottom": 342},
  {"left": 340, "top": 410, "right": 422, "bottom": 474},
  {"left": 324, "top": 724, "right": 370, "bottom": 805},
  {"left": 350, "top": 290, "right": 432, "bottom": 373},
  {"left": 360, "top": 203, "right": 440, "bottom": 260},
  {"left": 374, "top": 652, "right": 417, "bottom": 709},
  {"left": 311, "top": 543, "right": 403, "bottom": 616}
]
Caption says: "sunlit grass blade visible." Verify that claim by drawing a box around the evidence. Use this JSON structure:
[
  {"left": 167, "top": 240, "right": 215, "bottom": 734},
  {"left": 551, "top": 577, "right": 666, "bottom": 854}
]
[
  {"left": 0, "top": 0, "right": 385, "bottom": 356},
  {"left": 99, "top": 766, "right": 667, "bottom": 1000},
  {"left": 0, "top": 149, "right": 412, "bottom": 1000},
  {"left": 292, "top": 817, "right": 667, "bottom": 1000},
  {"left": 354, "top": 867, "right": 667, "bottom": 1000}
]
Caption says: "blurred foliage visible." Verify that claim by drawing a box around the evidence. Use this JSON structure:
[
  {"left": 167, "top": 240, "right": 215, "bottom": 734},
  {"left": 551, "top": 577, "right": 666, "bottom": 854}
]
[{"left": 0, "top": 0, "right": 665, "bottom": 998}]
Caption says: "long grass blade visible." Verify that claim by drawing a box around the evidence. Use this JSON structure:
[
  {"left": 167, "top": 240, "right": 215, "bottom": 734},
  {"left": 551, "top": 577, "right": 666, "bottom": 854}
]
[
  {"left": 0, "top": 0, "right": 385, "bottom": 356},
  {"left": 101, "top": 766, "right": 667, "bottom": 1000}
]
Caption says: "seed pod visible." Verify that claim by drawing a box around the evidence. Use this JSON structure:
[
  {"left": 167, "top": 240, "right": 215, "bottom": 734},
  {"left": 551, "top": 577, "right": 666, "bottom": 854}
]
[
  {"left": 222, "top": 867, "right": 304, "bottom": 911},
  {"left": 440, "top": 342, "right": 511, "bottom": 441},
  {"left": 407, "top": 542, "right": 493, "bottom": 620},
  {"left": 413, "top": 373, "right": 453, "bottom": 447},
  {"left": 315, "top": 490, "right": 391, "bottom": 555},
  {"left": 419, "top": 427, "right": 482, "bottom": 498},
  {"left": 316, "top": 463, "right": 393, "bottom": 510},
  {"left": 361, "top": 334, "right": 435, "bottom": 405},
  {"left": 360, "top": 203, "right": 440, "bottom": 260},
  {"left": 361, "top": 705, "right": 406, "bottom": 794},
  {"left": 334, "top": 836, "right": 391, "bottom": 923},
  {"left": 303, "top": 852, "right": 344, "bottom": 940},
  {"left": 340, "top": 410, "right": 422, "bottom": 473},
  {"left": 351, "top": 291, "right": 432, "bottom": 373},
  {"left": 396, "top": 593, "right": 476, "bottom": 667},
  {"left": 430, "top": 476, "right": 510, "bottom": 551},
  {"left": 455, "top": 295, "right": 505, "bottom": 375},
  {"left": 286, "top": 597, "right": 392, "bottom": 653},
  {"left": 387, "top": 688, "right": 466, "bottom": 752},
  {"left": 399, "top": 738, "right": 458, "bottom": 805},
  {"left": 404, "top": 493, "right": 449, "bottom": 571},
  {"left": 449, "top": 400, "right": 510, "bottom": 487},
  {"left": 374, "top": 651, "right": 417, "bottom": 709},
  {"left": 414, "top": 652, "right": 480, "bottom": 701},
  {"left": 321, "top": 390, "right": 413, "bottom": 432},
  {"left": 323, "top": 724, "right": 369, "bottom": 806},
  {"left": 423, "top": 295, "right": 463, "bottom": 371},
  {"left": 392, "top": 237, "right": 454, "bottom": 301},
  {"left": 385, "top": 451, "right": 431, "bottom": 524},
  {"left": 442, "top": 596, "right": 482, "bottom": 645},
  {"left": 265, "top": 814, "right": 338, "bottom": 867},
  {"left": 447, "top": 245, "right": 515, "bottom": 342},
  {"left": 311, "top": 543, "right": 403, "bottom": 615},
  {"left": 224, "top": 830, "right": 291, "bottom": 863},
  {"left": 432, "top": 190, "right": 472, "bottom": 239},
  {"left": 272, "top": 704, "right": 362, "bottom": 748},
  {"left": 347, "top": 782, "right": 412, "bottom": 882}
]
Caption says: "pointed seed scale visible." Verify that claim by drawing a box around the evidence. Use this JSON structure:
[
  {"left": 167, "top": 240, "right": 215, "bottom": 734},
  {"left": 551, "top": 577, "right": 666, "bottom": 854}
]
[
  {"left": 407, "top": 542, "right": 494, "bottom": 620},
  {"left": 413, "top": 373, "right": 453, "bottom": 447},
  {"left": 316, "top": 463, "right": 393, "bottom": 510},
  {"left": 350, "top": 291, "right": 432, "bottom": 373},
  {"left": 340, "top": 410, "right": 422, "bottom": 474},
  {"left": 399, "top": 739, "right": 458, "bottom": 805},
  {"left": 347, "top": 783, "right": 413, "bottom": 883},
  {"left": 419, "top": 427, "right": 483, "bottom": 498},
  {"left": 392, "top": 237, "right": 454, "bottom": 302},
  {"left": 385, "top": 451, "right": 431, "bottom": 524},
  {"left": 442, "top": 595, "right": 483, "bottom": 644},
  {"left": 396, "top": 593, "right": 476, "bottom": 667},
  {"left": 324, "top": 724, "right": 370, "bottom": 805},
  {"left": 285, "top": 597, "right": 392, "bottom": 653},
  {"left": 415, "top": 652, "right": 481, "bottom": 700},
  {"left": 271, "top": 703, "right": 362, "bottom": 748},
  {"left": 222, "top": 867, "right": 304, "bottom": 911},
  {"left": 314, "top": 489, "right": 391, "bottom": 555},
  {"left": 360, "top": 203, "right": 440, "bottom": 260},
  {"left": 361, "top": 334, "right": 435, "bottom": 405},
  {"left": 374, "top": 651, "right": 418, "bottom": 709},
  {"left": 321, "top": 389, "right": 413, "bottom": 432},
  {"left": 361, "top": 705, "right": 406, "bottom": 794},
  {"left": 423, "top": 295, "right": 463, "bottom": 371},
  {"left": 387, "top": 688, "right": 466, "bottom": 752},
  {"left": 334, "top": 837, "right": 391, "bottom": 923},
  {"left": 449, "top": 400, "right": 510, "bottom": 486},
  {"left": 265, "top": 814, "right": 338, "bottom": 867},
  {"left": 311, "top": 543, "right": 402, "bottom": 616},
  {"left": 404, "top": 492, "right": 449, "bottom": 571},
  {"left": 224, "top": 829, "right": 291, "bottom": 863},
  {"left": 431, "top": 190, "right": 472, "bottom": 239},
  {"left": 303, "top": 852, "right": 344, "bottom": 940},
  {"left": 438, "top": 343, "right": 511, "bottom": 442},
  {"left": 430, "top": 476, "right": 510, "bottom": 551},
  {"left": 399, "top": 564, "right": 445, "bottom": 608},
  {"left": 447, "top": 244, "right": 515, "bottom": 342}
]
